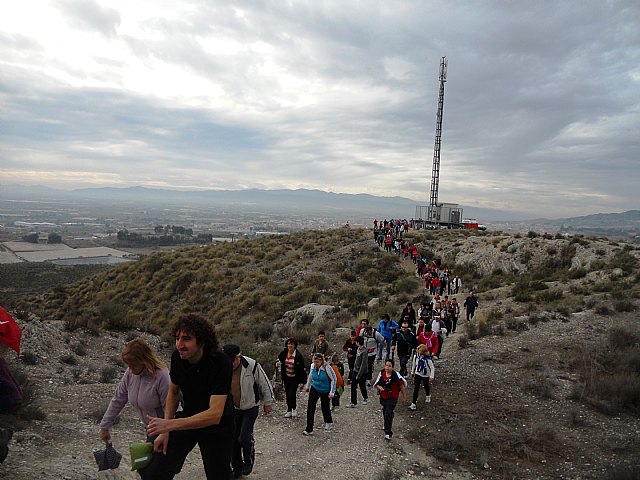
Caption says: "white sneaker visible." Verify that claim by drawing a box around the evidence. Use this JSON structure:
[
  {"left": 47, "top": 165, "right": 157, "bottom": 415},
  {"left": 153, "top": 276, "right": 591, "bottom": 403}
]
[
  {"left": 347, "top": 403, "right": 357, "bottom": 408},
  {"left": 291, "top": 409, "right": 297, "bottom": 417},
  {"left": 324, "top": 423, "right": 333, "bottom": 432},
  {"left": 409, "top": 403, "right": 417, "bottom": 411},
  {"left": 384, "top": 434, "right": 392, "bottom": 441},
  {"left": 302, "top": 430, "right": 313, "bottom": 436},
  {"left": 284, "top": 411, "right": 292, "bottom": 418},
  {"left": 362, "top": 399, "right": 368, "bottom": 405},
  {"left": 425, "top": 396, "right": 431, "bottom": 403}
]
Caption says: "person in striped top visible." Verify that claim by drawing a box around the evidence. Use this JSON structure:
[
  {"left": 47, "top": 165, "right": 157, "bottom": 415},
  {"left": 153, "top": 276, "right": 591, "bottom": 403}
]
[{"left": 277, "top": 338, "right": 307, "bottom": 418}]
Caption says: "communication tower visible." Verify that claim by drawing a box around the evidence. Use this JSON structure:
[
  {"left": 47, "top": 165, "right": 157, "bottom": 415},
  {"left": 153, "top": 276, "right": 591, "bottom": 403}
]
[
  {"left": 429, "top": 57, "right": 447, "bottom": 214},
  {"left": 415, "top": 56, "right": 462, "bottom": 228}
]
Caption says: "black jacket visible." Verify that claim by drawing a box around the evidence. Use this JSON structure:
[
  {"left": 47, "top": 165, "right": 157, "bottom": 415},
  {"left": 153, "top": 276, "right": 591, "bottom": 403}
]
[
  {"left": 395, "top": 330, "right": 418, "bottom": 358},
  {"left": 278, "top": 349, "right": 307, "bottom": 384}
]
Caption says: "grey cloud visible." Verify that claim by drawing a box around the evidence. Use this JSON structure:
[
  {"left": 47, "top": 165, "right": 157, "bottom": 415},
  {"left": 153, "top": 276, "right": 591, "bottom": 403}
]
[
  {"left": 55, "top": 0, "right": 120, "bottom": 37},
  {"left": 1, "top": 0, "right": 639, "bottom": 217}
]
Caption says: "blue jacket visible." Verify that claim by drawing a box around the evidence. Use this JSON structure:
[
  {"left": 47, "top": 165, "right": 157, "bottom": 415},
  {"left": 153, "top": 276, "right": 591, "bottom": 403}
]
[{"left": 377, "top": 319, "right": 398, "bottom": 340}]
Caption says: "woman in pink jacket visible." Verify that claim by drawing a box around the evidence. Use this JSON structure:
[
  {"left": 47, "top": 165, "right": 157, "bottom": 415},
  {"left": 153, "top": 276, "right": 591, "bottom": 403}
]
[{"left": 99, "top": 339, "right": 171, "bottom": 443}]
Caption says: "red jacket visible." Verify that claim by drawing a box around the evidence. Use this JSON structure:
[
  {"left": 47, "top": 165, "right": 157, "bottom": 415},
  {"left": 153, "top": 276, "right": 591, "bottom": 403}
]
[{"left": 418, "top": 331, "right": 439, "bottom": 356}]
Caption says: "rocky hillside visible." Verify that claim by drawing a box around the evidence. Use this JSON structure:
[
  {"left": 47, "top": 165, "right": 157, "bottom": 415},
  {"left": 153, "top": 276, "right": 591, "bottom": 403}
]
[{"left": 2, "top": 228, "right": 640, "bottom": 479}]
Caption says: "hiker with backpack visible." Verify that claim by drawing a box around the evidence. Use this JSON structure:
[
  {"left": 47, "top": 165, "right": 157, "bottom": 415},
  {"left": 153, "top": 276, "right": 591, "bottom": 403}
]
[
  {"left": 347, "top": 336, "right": 369, "bottom": 408},
  {"left": 374, "top": 359, "right": 407, "bottom": 440},
  {"left": 376, "top": 314, "right": 398, "bottom": 362},
  {"left": 408, "top": 344, "right": 435, "bottom": 411},
  {"left": 222, "top": 344, "right": 275, "bottom": 478},
  {"left": 362, "top": 325, "right": 383, "bottom": 386},
  {"left": 395, "top": 321, "right": 418, "bottom": 377},
  {"left": 303, "top": 353, "right": 337, "bottom": 435}
]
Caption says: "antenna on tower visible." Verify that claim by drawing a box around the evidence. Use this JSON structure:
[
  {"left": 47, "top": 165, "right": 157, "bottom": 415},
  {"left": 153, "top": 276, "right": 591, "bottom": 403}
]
[{"left": 428, "top": 56, "right": 447, "bottom": 219}]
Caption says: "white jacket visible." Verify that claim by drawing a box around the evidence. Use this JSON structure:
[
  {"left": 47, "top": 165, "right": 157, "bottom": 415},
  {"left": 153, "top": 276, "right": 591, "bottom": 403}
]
[
  {"left": 410, "top": 352, "right": 435, "bottom": 379},
  {"left": 236, "top": 356, "right": 275, "bottom": 411}
]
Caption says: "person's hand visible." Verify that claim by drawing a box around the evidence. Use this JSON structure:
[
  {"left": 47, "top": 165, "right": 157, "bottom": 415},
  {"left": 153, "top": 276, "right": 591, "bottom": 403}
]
[
  {"left": 328, "top": 393, "right": 334, "bottom": 399},
  {"left": 146, "top": 416, "right": 174, "bottom": 436},
  {"left": 429, "top": 378, "right": 434, "bottom": 384},
  {"left": 304, "top": 387, "right": 310, "bottom": 393},
  {"left": 263, "top": 405, "right": 273, "bottom": 415},
  {"left": 153, "top": 433, "right": 169, "bottom": 454},
  {"left": 99, "top": 429, "right": 110, "bottom": 443}
]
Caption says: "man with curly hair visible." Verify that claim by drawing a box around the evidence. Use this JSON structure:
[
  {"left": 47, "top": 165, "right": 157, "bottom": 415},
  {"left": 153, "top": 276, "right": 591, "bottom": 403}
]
[{"left": 144, "top": 313, "right": 234, "bottom": 479}]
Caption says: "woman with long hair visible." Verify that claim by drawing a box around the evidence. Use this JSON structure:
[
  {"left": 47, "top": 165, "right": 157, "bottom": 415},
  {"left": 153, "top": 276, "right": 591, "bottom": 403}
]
[{"left": 99, "top": 339, "right": 170, "bottom": 444}]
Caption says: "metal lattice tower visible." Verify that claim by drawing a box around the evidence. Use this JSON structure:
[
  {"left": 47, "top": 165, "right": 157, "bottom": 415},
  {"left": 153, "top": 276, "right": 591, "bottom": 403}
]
[{"left": 429, "top": 56, "right": 447, "bottom": 209}]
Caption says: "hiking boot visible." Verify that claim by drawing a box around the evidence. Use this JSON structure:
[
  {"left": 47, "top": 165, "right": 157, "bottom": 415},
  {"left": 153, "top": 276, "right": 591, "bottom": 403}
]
[
  {"left": 408, "top": 403, "right": 417, "bottom": 411},
  {"left": 324, "top": 423, "right": 333, "bottom": 432},
  {"left": 284, "top": 410, "right": 292, "bottom": 418},
  {"left": 302, "top": 430, "right": 313, "bottom": 436},
  {"left": 425, "top": 395, "right": 431, "bottom": 403},
  {"left": 362, "top": 398, "right": 368, "bottom": 405}
]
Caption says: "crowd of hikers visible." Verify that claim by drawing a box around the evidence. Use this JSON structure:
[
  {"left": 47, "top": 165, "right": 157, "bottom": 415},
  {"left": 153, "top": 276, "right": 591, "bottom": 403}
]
[
  {"left": 0, "top": 218, "right": 480, "bottom": 479},
  {"left": 95, "top": 217, "right": 478, "bottom": 478}
]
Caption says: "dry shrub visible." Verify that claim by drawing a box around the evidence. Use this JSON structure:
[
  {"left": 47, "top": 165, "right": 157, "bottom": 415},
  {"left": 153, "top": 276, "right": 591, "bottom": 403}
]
[
  {"left": 505, "top": 317, "right": 529, "bottom": 332},
  {"left": 464, "top": 321, "right": 479, "bottom": 340},
  {"left": 571, "top": 329, "right": 640, "bottom": 415},
  {"left": 595, "top": 304, "right": 611, "bottom": 315},
  {"left": 458, "top": 335, "right": 470, "bottom": 348},
  {"left": 477, "top": 319, "right": 492, "bottom": 337},
  {"left": 615, "top": 300, "right": 636, "bottom": 312},
  {"left": 524, "top": 373, "right": 557, "bottom": 399}
]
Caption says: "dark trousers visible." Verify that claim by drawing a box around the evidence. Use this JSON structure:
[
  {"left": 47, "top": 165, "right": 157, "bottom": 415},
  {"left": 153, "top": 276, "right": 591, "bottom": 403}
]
[
  {"left": 399, "top": 354, "right": 410, "bottom": 377},
  {"left": 466, "top": 308, "right": 475, "bottom": 321},
  {"left": 350, "top": 377, "right": 368, "bottom": 404},
  {"left": 367, "top": 355, "right": 376, "bottom": 379},
  {"left": 140, "top": 419, "right": 233, "bottom": 480},
  {"left": 436, "top": 334, "right": 444, "bottom": 357},
  {"left": 412, "top": 375, "right": 431, "bottom": 403},
  {"left": 381, "top": 398, "right": 398, "bottom": 436},
  {"left": 283, "top": 376, "right": 298, "bottom": 411},
  {"left": 306, "top": 387, "right": 332, "bottom": 432},
  {"left": 232, "top": 406, "right": 258, "bottom": 474},
  {"left": 347, "top": 356, "right": 355, "bottom": 381},
  {"left": 331, "top": 391, "right": 341, "bottom": 407},
  {"left": 452, "top": 315, "right": 458, "bottom": 333}
]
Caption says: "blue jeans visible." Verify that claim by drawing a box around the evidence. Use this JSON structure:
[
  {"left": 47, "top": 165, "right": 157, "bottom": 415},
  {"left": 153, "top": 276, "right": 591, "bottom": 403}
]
[
  {"left": 232, "top": 406, "right": 259, "bottom": 473},
  {"left": 378, "top": 338, "right": 393, "bottom": 361}
]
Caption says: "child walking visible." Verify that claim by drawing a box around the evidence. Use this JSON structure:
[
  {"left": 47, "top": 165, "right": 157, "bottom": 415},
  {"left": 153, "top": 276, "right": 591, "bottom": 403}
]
[
  {"left": 408, "top": 344, "right": 435, "bottom": 411},
  {"left": 374, "top": 359, "right": 407, "bottom": 440},
  {"left": 329, "top": 353, "right": 345, "bottom": 409}
]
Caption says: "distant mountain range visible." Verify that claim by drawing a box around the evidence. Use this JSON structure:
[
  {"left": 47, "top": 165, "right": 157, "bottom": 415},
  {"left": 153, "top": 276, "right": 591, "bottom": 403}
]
[
  {"left": 1, "top": 184, "right": 637, "bottom": 230},
  {"left": 533, "top": 210, "right": 640, "bottom": 237}
]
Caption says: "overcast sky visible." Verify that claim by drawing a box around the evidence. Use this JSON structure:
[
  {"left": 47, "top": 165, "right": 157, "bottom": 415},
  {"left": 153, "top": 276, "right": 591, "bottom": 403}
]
[{"left": 1, "top": 1, "right": 639, "bottom": 217}]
